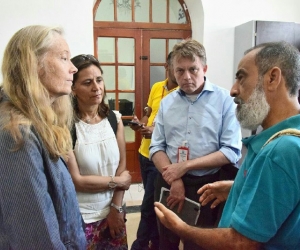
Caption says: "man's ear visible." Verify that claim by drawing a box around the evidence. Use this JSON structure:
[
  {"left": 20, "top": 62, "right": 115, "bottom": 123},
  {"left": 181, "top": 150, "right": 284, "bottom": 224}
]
[
  {"left": 164, "top": 63, "right": 168, "bottom": 70},
  {"left": 203, "top": 65, "right": 208, "bottom": 73},
  {"left": 265, "top": 67, "right": 281, "bottom": 91}
]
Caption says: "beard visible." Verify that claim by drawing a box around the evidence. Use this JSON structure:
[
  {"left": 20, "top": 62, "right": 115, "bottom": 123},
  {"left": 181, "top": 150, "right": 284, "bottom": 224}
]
[{"left": 235, "top": 79, "right": 270, "bottom": 131}]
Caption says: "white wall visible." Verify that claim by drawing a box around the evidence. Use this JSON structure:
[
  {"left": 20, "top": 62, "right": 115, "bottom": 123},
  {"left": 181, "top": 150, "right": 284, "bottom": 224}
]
[
  {"left": 0, "top": 0, "right": 300, "bottom": 90},
  {"left": 0, "top": 0, "right": 94, "bottom": 82},
  {"left": 199, "top": 0, "right": 300, "bottom": 89}
]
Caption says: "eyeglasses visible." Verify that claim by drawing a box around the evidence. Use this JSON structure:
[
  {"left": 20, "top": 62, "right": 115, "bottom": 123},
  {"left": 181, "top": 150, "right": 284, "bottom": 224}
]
[{"left": 71, "top": 54, "right": 99, "bottom": 68}]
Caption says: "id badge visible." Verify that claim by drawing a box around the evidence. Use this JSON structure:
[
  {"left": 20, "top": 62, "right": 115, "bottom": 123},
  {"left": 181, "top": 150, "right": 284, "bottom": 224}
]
[{"left": 177, "top": 146, "right": 189, "bottom": 162}]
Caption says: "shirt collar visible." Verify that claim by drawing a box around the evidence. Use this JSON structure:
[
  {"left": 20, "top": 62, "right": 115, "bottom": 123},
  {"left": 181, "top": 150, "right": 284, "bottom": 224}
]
[{"left": 242, "top": 114, "right": 300, "bottom": 154}]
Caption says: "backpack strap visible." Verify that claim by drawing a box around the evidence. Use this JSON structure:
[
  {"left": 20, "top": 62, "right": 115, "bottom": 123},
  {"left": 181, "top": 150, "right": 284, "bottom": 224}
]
[
  {"left": 71, "top": 110, "right": 118, "bottom": 149},
  {"left": 71, "top": 123, "right": 77, "bottom": 149},
  {"left": 262, "top": 128, "right": 300, "bottom": 148},
  {"left": 107, "top": 109, "right": 118, "bottom": 135}
]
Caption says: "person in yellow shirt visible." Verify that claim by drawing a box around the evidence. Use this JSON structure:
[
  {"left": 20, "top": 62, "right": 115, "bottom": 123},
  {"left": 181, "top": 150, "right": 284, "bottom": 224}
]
[{"left": 130, "top": 52, "right": 178, "bottom": 250}]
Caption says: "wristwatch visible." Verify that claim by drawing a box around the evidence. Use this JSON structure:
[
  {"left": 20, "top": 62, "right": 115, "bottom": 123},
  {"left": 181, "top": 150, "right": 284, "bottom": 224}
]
[
  {"left": 111, "top": 203, "right": 124, "bottom": 213},
  {"left": 108, "top": 175, "right": 117, "bottom": 189}
]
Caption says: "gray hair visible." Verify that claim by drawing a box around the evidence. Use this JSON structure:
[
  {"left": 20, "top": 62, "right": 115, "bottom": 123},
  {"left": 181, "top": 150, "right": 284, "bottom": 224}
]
[
  {"left": 172, "top": 39, "right": 207, "bottom": 67},
  {"left": 245, "top": 41, "right": 300, "bottom": 96}
]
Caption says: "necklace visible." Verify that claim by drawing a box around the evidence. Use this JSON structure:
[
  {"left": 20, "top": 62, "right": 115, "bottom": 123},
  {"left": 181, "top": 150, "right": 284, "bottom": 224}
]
[{"left": 84, "top": 113, "right": 99, "bottom": 124}]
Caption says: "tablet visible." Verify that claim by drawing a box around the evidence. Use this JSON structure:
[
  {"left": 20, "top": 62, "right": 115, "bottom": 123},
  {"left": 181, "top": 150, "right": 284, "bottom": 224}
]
[{"left": 159, "top": 187, "right": 201, "bottom": 226}]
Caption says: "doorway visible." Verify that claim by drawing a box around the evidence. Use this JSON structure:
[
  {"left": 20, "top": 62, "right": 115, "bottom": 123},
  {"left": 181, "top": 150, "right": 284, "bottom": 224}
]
[{"left": 93, "top": 0, "right": 192, "bottom": 182}]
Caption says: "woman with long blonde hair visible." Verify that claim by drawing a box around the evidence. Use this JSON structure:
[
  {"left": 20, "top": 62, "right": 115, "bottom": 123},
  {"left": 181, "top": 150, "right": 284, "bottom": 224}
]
[{"left": 0, "top": 25, "right": 86, "bottom": 249}]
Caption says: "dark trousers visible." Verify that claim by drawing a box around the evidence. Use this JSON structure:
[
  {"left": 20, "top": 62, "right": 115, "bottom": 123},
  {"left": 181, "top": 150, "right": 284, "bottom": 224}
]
[
  {"left": 154, "top": 172, "right": 221, "bottom": 250},
  {"left": 131, "top": 154, "right": 159, "bottom": 250}
]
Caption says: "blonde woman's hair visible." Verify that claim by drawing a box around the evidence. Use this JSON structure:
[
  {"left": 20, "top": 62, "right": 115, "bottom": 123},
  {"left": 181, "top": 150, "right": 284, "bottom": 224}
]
[{"left": 0, "top": 25, "right": 73, "bottom": 160}]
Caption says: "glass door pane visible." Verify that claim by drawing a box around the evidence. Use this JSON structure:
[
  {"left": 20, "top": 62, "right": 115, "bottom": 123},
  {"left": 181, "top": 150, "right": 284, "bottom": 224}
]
[
  {"left": 118, "top": 38, "right": 135, "bottom": 63},
  {"left": 135, "top": 0, "right": 149, "bottom": 22},
  {"left": 118, "top": 66, "right": 135, "bottom": 90},
  {"left": 150, "top": 39, "right": 166, "bottom": 63},
  {"left": 98, "top": 37, "right": 115, "bottom": 63},
  {"left": 152, "top": 0, "right": 167, "bottom": 23},
  {"left": 170, "top": 0, "right": 187, "bottom": 24},
  {"left": 95, "top": 0, "right": 114, "bottom": 21}
]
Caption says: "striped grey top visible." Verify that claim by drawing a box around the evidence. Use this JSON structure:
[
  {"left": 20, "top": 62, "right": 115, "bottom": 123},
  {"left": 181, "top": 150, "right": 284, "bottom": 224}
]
[{"left": 0, "top": 127, "right": 86, "bottom": 249}]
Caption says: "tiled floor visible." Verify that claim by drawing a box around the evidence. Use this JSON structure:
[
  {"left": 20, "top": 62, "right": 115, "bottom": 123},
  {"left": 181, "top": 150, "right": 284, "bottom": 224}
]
[{"left": 124, "top": 183, "right": 144, "bottom": 249}]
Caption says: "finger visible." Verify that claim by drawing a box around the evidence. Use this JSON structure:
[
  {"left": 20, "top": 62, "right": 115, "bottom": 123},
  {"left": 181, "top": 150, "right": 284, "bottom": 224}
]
[
  {"left": 197, "top": 184, "right": 209, "bottom": 195},
  {"left": 109, "top": 228, "right": 116, "bottom": 238},
  {"left": 154, "top": 206, "right": 163, "bottom": 219},
  {"left": 168, "top": 176, "right": 175, "bottom": 183},
  {"left": 169, "top": 199, "right": 180, "bottom": 210},
  {"left": 162, "top": 166, "right": 168, "bottom": 171},
  {"left": 201, "top": 193, "right": 215, "bottom": 206},
  {"left": 162, "top": 174, "right": 170, "bottom": 184},
  {"left": 177, "top": 200, "right": 185, "bottom": 213},
  {"left": 211, "top": 199, "right": 222, "bottom": 209},
  {"left": 199, "top": 190, "right": 210, "bottom": 203},
  {"left": 154, "top": 202, "right": 168, "bottom": 215}
]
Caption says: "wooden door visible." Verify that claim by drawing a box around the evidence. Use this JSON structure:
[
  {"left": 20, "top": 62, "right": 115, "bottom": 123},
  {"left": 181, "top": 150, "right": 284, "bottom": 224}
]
[{"left": 93, "top": 0, "right": 192, "bottom": 182}]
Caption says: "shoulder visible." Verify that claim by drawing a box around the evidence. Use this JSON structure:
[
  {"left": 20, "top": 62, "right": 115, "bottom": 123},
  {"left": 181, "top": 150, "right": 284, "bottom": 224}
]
[
  {"left": 264, "top": 134, "right": 300, "bottom": 155},
  {"left": 112, "top": 110, "right": 122, "bottom": 123},
  {"left": 261, "top": 135, "right": 300, "bottom": 177},
  {"left": 151, "top": 80, "right": 167, "bottom": 90}
]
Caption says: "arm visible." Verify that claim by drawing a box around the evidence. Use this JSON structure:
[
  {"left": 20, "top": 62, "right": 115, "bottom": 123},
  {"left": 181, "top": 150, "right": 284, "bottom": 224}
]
[
  {"left": 107, "top": 117, "right": 131, "bottom": 238},
  {"left": 0, "top": 131, "right": 66, "bottom": 249},
  {"left": 154, "top": 202, "right": 261, "bottom": 250},
  {"left": 67, "top": 114, "right": 130, "bottom": 193},
  {"left": 152, "top": 150, "right": 172, "bottom": 173},
  {"left": 162, "top": 151, "right": 231, "bottom": 184},
  {"left": 152, "top": 151, "right": 186, "bottom": 212},
  {"left": 67, "top": 150, "right": 130, "bottom": 193}
]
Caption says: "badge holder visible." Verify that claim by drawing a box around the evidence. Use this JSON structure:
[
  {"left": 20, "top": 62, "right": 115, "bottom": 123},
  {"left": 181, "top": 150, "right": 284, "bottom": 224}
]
[{"left": 177, "top": 140, "right": 189, "bottom": 162}]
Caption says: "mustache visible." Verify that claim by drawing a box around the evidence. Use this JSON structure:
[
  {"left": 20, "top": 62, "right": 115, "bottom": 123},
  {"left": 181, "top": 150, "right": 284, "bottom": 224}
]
[{"left": 234, "top": 97, "right": 244, "bottom": 105}]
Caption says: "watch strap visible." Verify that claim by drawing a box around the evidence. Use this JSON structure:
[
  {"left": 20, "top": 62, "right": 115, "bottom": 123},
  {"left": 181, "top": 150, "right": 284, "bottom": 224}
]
[
  {"left": 111, "top": 202, "right": 123, "bottom": 213},
  {"left": 108, "top": 175, "right": 117, "bottom": 189}
]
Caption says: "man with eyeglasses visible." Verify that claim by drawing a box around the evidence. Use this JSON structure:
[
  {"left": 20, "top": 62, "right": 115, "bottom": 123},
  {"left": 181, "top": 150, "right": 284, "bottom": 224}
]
[{"left": 149, "top": 39, "right": 242, "bottom": 250}]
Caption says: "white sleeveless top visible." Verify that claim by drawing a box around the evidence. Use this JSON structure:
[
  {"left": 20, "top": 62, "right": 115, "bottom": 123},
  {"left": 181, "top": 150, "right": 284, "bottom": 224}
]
[{"left": 74, "top": 111, "right": 121, "bottom": 223}]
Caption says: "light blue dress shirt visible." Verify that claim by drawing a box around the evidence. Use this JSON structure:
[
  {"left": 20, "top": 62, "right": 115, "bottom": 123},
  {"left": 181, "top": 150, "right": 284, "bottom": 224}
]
[{"left": 149, "top": 78, "right": 242, "bottom": 176}]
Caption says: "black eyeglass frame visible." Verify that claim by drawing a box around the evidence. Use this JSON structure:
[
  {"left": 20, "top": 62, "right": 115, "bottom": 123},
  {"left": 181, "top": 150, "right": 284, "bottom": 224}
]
[{"left": 71, "top": 54, "right": 99, "bottom": 68}]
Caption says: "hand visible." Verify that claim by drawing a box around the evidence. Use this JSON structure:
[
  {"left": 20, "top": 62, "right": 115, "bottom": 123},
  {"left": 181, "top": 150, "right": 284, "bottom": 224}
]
[
  {"left": 129, "top": 116, "right": 142, "bottom": 131},
  {"left": 162, "top": 162, "right": 187, "bottom": 184},
  {"left": 154, "top": 202, "right": 186, "bottom": 234},
  {"left": 140, "top": 125, "right": 153, "bottom": 139},
  {"left": 197, "top": 180, "right": 233, "bottom": 208},
  {"left": 106, "top": 208, "right": 125, "bottom": 238},
  {"left": 167, "top": 179, "right": 185, "bottom": 213},
  {"left": 117, "top": 170, "right": 131, "bottom": 190}
]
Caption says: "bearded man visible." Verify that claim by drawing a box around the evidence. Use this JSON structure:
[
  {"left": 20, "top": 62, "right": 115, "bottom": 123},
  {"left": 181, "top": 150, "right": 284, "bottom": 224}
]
[{"left": 154, "top": 41, "right": 300, "bottom": 249}]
